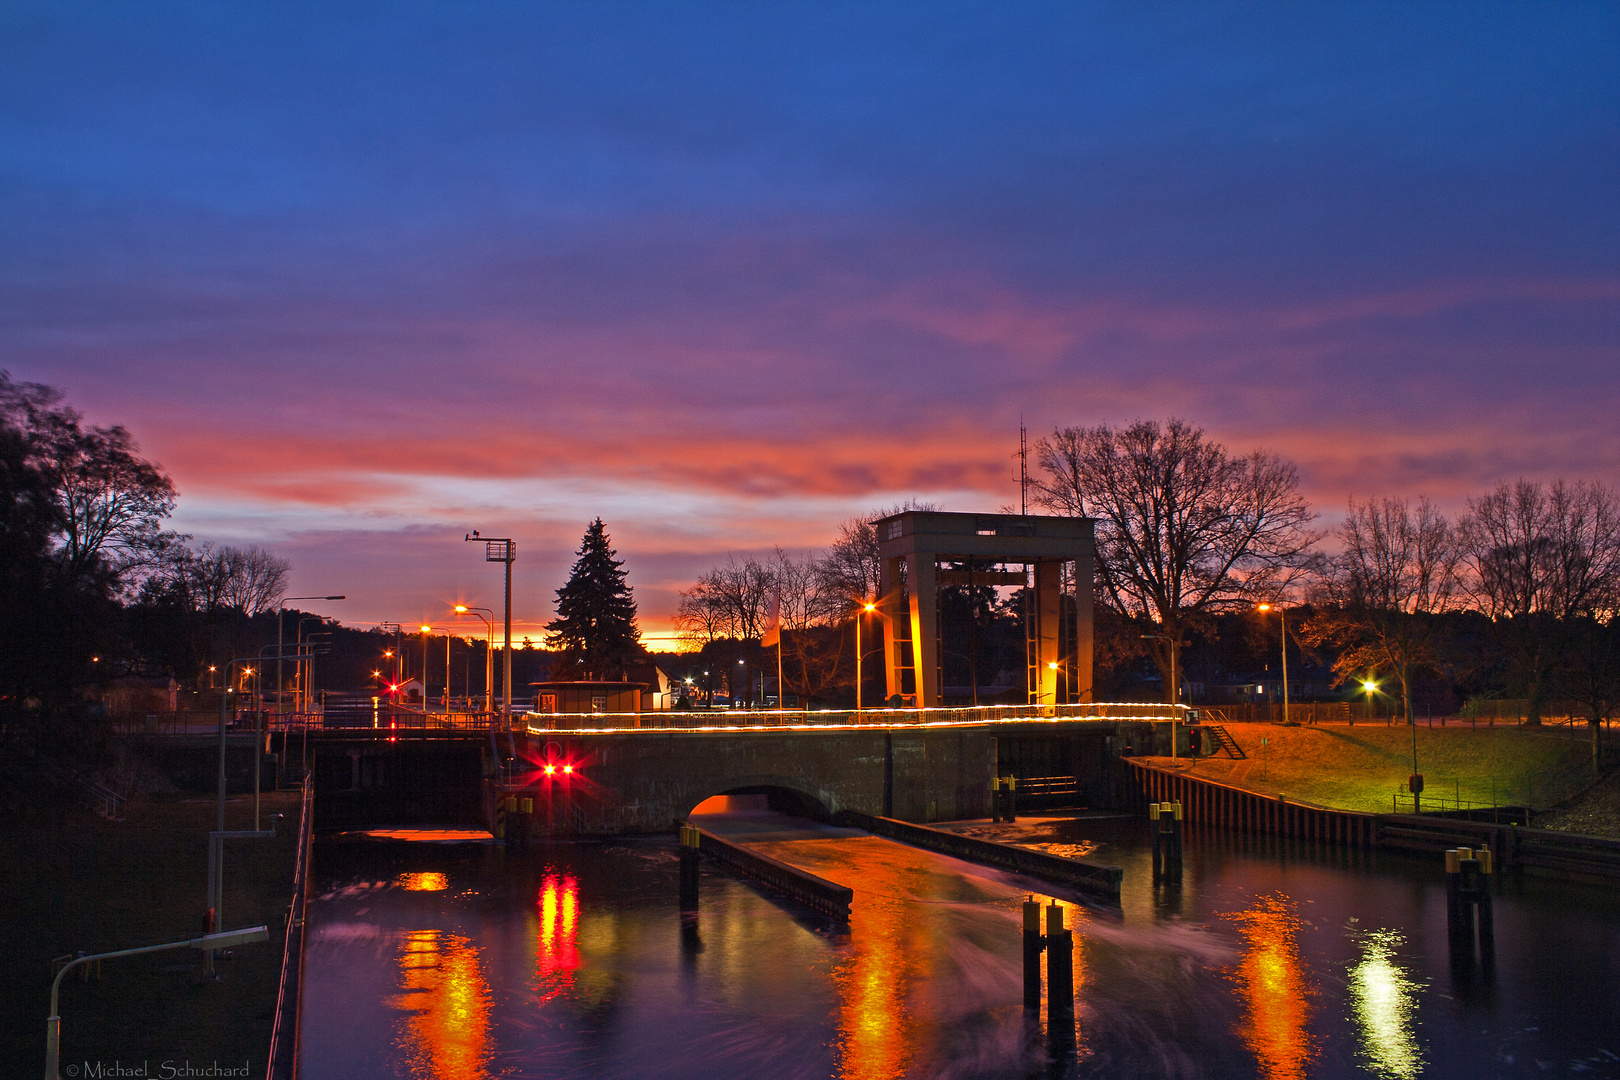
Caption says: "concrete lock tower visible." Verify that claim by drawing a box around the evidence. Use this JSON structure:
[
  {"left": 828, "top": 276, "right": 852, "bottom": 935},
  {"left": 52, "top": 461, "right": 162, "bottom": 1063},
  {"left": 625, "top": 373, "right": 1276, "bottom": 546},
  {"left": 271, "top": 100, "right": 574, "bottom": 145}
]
[{"left": 873, "top": 511, "right": 1094, "bottom": 709}]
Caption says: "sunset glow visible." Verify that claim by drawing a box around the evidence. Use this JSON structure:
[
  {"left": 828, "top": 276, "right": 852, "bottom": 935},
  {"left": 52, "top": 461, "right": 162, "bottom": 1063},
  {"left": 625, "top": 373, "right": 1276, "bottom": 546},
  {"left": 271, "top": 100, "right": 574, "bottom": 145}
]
[{"left": 2, "top": 6, "right": 1611, "bottom": 631}]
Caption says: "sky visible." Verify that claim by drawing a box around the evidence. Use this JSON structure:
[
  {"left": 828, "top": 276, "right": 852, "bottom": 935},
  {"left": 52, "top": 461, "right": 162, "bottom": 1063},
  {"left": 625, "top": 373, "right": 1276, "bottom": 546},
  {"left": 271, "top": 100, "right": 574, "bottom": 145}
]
[{"left": 3, "top": 2, "right": 1617, "bottom": 645}]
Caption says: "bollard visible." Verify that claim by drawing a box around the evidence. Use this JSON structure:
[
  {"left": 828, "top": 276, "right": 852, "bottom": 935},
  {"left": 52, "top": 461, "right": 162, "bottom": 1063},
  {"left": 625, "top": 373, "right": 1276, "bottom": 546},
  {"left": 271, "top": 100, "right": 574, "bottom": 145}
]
[
  {"left": 1022, "top": 896, "right": 1044, "bottom": 1011},
  {"left": 1151, "top": 801, "right": 1183, "bottom": 884},
  {"left": 1045, "top": 902, "right": 1075, "bottom": 1048},
  {"left": 991, "top": 777, "right": 1004, "bottom": 823},
  {"left": 1005, "top": 776, "right": 1017, "bottom": 823},
  {"left": 679, "top": 824, "right": 701, "bottom": 911},
  {"left": 1446, "top": 846, "right": 1495, "bottom": 971},
  {"left": 1475, "top": 847, "right": 1495, "bottom": 969}
]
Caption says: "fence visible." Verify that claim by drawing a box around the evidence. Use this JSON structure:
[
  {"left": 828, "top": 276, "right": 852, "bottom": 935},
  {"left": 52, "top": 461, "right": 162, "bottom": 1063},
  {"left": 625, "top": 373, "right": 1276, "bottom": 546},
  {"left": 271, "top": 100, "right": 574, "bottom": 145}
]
[
  {"left": 266, "top": 776, "right": 314, "bottom": 1080},
  {"left": 1128, "top": 759, "right": 1380, "bottom": 848},
  {"left": 527, "top": 700, "right": 1185, "bottom": 732},
  {"left": 1128, "top": 760, "right": 1620, "bottom": 881}
]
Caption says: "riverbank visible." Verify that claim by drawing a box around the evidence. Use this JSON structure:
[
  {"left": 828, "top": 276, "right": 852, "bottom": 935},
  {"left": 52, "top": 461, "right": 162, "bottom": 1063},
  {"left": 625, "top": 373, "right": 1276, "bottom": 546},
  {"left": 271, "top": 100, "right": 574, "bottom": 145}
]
[
  {"left": 0, "top": 791, "right": 301, "bottom": 1075},
  {"left": 1146, "top": 720, "right": 1599, "bottom": 818}
]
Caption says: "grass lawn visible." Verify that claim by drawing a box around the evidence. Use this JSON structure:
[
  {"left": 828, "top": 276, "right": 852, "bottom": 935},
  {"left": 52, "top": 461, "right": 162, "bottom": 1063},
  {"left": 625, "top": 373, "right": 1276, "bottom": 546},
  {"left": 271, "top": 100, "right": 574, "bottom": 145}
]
[
  {"left": 0, "top": 790, "right": 301, "bottom": 1078},
  {"left": 1149, "top": 720, "right": 1596, "bottom": 815}
]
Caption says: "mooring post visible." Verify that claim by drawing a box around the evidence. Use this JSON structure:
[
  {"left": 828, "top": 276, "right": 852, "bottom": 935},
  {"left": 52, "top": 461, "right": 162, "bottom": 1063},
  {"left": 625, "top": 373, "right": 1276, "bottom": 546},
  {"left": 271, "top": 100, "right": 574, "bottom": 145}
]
[
  {"left": 1150, "top": 802, "right": 1163, "bottom": 884},
  {"left": 1045, "top": 902, "right": 1075, "bottom": 1048},
  {"left": 679, "top": 824, "right": 701, "bottom": 911},
  {"left": 1022, "top": 896, "right": 1044, "bottom": 1012},
  {"left": 1474, "top": 847, "right": 1495, "bottom": 969},
  {"left": 1169, "top": 800, "right": 1184, "bottom": 883},
  {"left": 1151, "top": 801, "right": 1184, "bottom": 885},
  {"left": 1445, "top": 847, "right": 1479, "bottom": 969}
]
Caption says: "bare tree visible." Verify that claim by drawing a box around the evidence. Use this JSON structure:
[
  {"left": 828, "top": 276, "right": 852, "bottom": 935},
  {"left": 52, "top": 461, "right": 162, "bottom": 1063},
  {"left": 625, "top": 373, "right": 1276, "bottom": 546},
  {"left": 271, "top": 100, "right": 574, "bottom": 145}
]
[
  {"left": 1302, "top": 497, "right": 1462, "bottom": 721},
  {"left": 213, "top": 546, "right": 291, "bottom": 614},
  {"left": 1033, "top": 418, "right": 1318, "bottom": 703},
  {"left": 0, "top": 372, "right": 176, "bottom": 586},
  {"left": 1460, "top": 479, "right": 1620, "bottom": 725},
  {"left": 815, "top": 500, "right": 940, "bottom": 615}
]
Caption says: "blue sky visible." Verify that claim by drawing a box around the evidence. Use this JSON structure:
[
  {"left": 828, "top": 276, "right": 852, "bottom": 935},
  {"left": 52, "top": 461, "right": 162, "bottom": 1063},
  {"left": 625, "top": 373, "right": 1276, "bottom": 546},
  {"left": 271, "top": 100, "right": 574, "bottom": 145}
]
[{"left": 3, "top": 2, "right": 1616, "bottom": 640}]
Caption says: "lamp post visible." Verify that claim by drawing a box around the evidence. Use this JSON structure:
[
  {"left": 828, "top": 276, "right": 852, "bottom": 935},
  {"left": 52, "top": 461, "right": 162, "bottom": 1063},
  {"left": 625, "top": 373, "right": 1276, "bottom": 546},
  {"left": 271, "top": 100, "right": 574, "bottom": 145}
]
[
  {"left": 1141, "top": 633, "right": 1179, "bottom": 707},
  {"left": 277, "top": 596, "right": 344, "bottom": 719},
  {"left": 1257, "top": 603, "right": 1291, "bottom": 727},
  {"left": 1142, "top": 632, "right": 1180, "bottom": 758},
  {"left": 856, "top": 600, "right": 877, "bottom": 715},
  {"left": 467, "top": 534, "right": 516, "bottom": 724},
  {"left": 45, "top": 927, "right": 270, "bottom": 1080},
  {"left": 455, "top": 605, "right": 495, "bottom": 715}
]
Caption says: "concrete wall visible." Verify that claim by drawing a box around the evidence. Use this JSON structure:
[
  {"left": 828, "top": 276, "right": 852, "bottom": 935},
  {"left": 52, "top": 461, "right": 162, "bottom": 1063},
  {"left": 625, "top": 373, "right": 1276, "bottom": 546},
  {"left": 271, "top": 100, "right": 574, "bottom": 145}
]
[
  {"left": 522, "top": 725, "right": 999, "bottom": 835},
  {"left": 522, "top": 719, "right": 1149, "bottom": 836},
  {"left": 299, "top": 718, "right": 1180, "bottom": 836}
]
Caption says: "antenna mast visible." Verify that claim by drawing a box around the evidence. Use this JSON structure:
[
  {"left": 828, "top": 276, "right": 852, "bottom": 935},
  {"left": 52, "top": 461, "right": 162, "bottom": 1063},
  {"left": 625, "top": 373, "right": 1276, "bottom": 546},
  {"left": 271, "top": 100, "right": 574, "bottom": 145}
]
[{"left": 1018, "top": 419, "right": 1029, "bottom": 514}]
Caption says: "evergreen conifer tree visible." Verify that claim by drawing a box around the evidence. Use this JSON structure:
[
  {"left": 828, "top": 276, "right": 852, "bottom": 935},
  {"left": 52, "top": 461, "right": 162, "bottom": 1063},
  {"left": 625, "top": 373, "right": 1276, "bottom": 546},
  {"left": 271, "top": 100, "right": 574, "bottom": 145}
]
[{"left": 545, "top": 518, "right": 641, "bottom": 679}]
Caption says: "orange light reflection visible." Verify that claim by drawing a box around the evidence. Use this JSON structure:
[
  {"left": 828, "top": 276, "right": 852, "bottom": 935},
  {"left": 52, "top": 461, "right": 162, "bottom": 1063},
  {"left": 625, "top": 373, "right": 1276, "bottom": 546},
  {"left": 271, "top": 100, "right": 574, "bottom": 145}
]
[
  {"left": 389, "top": 929, "right": 492, "bottom": 1080},
  {"left": 1221, "top": 893, "right": 1317, "bottom": 1080},
  {"left": 832, "top": 891, "right": 913, "bottom": 1080}
]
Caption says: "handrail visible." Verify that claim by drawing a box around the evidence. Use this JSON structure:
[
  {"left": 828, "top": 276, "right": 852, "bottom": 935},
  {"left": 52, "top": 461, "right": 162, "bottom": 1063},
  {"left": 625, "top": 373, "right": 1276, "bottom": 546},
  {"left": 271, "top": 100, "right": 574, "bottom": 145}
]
[
  {"left": 266, "top": 776, "right": 314, "bottom": 1080},
  {"left": 527, "top": 701, "right": 1189, "bottom": 733}
]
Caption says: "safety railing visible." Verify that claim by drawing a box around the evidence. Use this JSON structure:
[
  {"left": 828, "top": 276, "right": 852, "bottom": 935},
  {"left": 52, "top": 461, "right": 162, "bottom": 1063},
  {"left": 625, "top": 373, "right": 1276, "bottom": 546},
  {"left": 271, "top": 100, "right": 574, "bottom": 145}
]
[{"left": 525, "top": 700, "right": 1188, "bottom": 733}]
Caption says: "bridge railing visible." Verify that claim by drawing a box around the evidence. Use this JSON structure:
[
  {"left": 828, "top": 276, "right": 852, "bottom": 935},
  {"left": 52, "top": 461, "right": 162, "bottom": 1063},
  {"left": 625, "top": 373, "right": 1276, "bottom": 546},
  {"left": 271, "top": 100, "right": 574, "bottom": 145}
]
[
  {"left": 526, "top": 700, "right": 1187, "bottom": 732},
  {"left": 269, "top": 709, "right": 505, "bottom": 733}
]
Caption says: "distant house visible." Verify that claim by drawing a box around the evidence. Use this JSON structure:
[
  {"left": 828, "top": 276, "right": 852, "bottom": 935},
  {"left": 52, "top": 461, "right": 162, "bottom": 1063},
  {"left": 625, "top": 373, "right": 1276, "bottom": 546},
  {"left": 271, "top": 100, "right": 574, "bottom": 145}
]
[{"left": 531, "top": 680, "right": 647, "bottom": 715}]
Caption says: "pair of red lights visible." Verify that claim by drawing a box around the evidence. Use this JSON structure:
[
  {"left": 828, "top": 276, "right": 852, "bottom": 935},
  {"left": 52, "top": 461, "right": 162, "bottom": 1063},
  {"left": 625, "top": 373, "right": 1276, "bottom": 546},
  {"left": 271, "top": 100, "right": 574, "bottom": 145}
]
[{"left": 543, "top": 764, "right": 573, "bottom": 776}]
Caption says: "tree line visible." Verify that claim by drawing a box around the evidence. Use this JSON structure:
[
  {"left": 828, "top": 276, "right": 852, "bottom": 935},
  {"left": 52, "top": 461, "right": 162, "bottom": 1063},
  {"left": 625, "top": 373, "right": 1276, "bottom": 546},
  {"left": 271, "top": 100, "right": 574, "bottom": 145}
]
[
  {"left": 1, "top": 373, "right": 296, "bottom": 747},
  {"left": 673, "top": 419, "right": 1620, "bottom": 768}
]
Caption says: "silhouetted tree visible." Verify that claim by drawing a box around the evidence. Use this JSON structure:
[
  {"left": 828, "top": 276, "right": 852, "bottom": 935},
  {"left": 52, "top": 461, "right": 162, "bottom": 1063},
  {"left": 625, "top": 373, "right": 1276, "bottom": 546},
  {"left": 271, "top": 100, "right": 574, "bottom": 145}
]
[
  {"left": 1034, "top": 418, "right": 1318, "bottom": 704},
  {"left": 1302, "top": 497, "right": 1462, "bottom": 721},
  {"left": 545, "top": 519, "right": 641, "bottom": 679},
  {"left": 1460, "top": 479, "right": 1620, "bottom": 725}
]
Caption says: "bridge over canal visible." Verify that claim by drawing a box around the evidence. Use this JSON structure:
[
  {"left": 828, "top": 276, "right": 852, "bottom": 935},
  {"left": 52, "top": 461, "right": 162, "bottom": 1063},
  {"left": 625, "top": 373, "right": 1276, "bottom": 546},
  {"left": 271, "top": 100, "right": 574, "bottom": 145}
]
[{"left": 298, "top": 704, "right": 1186, "bottom": 835}]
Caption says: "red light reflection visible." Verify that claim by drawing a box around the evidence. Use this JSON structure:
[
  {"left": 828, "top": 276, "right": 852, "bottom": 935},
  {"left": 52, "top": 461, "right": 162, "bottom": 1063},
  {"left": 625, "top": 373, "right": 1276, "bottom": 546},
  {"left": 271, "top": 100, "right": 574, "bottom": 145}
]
[{"left": 534, "top": 873, "right": 580, "bottom": 1004}]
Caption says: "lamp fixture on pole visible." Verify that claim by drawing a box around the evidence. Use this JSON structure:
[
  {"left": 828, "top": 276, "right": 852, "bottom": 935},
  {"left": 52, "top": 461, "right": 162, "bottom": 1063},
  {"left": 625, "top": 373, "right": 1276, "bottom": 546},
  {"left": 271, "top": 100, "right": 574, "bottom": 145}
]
[{"left": 467, "top": 534, "right": 516, "bottom": 724}]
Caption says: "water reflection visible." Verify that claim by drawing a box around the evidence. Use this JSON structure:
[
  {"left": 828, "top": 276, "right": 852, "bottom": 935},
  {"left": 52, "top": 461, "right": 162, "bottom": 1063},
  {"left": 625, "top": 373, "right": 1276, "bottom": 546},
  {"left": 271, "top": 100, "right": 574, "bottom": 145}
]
[
  {"left": 1222, "top": 893, "right": 1316, "bottom": 1080},
  {"left": 534, "top": 872, "right": 580, "bottom": 1003},
  {"left": 397, "top": 871, "right": 447, "bottom": 891},
  {"left": 833, "top": 891, "right": 912, "bottom": 1080},
  {"left": 1348, "top": 927, "right": 1424, "bottom": 1079},
  {"left": 388, "top": 928, "right": 492, "bottom": 1079}
]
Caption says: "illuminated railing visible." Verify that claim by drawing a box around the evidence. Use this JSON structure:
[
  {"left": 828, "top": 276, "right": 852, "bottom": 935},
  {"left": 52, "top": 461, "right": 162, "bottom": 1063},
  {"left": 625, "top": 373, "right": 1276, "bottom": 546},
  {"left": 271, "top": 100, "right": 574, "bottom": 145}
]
[{"left": 526, "top": 701, "right": 1189, "bottom": 733}]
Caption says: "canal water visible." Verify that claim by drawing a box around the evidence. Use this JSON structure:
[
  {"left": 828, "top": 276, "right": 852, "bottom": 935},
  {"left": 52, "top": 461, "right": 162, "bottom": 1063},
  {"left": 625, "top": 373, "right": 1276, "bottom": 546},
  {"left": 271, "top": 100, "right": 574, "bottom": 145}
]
[{"left": 298, "top": 809, "right": 1619, "bottom": 1079}]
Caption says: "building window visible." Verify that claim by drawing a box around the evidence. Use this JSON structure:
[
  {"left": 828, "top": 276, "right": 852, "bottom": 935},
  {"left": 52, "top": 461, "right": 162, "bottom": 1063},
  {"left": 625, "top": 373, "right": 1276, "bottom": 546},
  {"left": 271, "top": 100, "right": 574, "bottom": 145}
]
[{"left": 591, "top": 695, "right": 606, "bottom": 712}]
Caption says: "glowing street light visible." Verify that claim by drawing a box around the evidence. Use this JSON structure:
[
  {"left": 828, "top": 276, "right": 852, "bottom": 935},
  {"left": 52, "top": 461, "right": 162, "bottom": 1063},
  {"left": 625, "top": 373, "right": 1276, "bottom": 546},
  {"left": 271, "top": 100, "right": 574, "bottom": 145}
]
[
  {"left": 454, "top": 604, "right": 496, "bottom": 715},
  {"left": 277, "top": 595, "right": 345, "bottom": 719},
  {"left": 1257, "top": 603, "right": 1292, "bottom": 726},
  {"left": 856, "top": 599, "right": 881, "bottom": 715}
]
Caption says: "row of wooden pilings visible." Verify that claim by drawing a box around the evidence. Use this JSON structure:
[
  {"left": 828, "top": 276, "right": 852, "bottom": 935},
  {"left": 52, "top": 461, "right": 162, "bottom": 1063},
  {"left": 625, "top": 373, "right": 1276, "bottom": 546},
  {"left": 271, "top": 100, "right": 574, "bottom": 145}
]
[{"left": 1129, "top": 760, "right": 1380, "bottom": 849}]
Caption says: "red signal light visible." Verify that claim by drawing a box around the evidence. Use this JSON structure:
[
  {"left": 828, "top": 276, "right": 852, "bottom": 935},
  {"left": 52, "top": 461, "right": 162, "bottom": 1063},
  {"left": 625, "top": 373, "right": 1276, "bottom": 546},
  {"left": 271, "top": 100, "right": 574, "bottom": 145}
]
[
  {"left": 544, "top": 764, "right": 556, "bottom": 775},
  {"left": 562, "top": 764, "right": 573, "bottom": 774}
]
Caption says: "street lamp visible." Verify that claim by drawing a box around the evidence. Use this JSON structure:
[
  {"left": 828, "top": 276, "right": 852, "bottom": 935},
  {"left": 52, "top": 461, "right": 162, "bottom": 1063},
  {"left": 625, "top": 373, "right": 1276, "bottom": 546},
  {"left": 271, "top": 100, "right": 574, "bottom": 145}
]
[
  {"left": 277, "top": 596, "right": 345, "bottom": 718},
  {"left": 454, "top": 605, "right": 495, "bottom": 715},
  {"left": 1257, "top": 603, "right": 1292, "bottom": 727},
  {"left": 419, "top": 626, "right": 449, "bottom": 713},
  {"left": 856, "top": 600, "right": 877, "bottom": 715},
  {"left": 45, "top": 927, "right": 270, "bottom": 1079},
  {"left": 1141, "top": 633, "right": 1179, "bottom": 707},
  {"left": 466, "top": 533, "right": 516, "bottom": 724}
]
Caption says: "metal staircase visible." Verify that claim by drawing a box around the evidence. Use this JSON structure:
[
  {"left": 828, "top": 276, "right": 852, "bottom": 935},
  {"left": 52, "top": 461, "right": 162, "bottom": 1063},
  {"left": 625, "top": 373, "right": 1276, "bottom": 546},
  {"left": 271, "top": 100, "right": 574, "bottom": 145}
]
[{"left": 1203, "top": 723, "right": 1247, "bottom": 760}]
